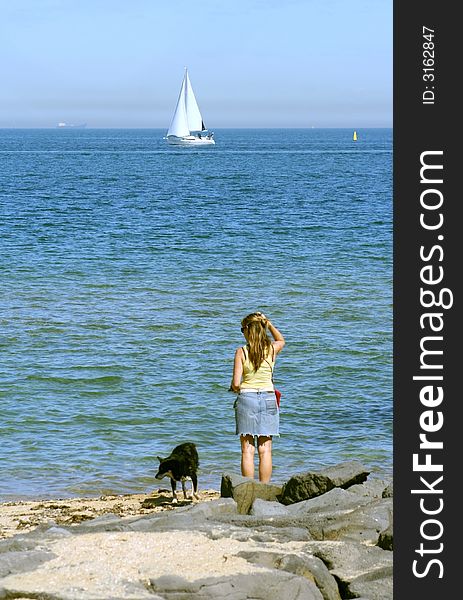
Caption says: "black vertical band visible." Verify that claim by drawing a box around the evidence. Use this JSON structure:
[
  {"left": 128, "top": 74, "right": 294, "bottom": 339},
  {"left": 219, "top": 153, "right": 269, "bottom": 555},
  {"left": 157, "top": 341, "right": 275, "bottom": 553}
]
[{"left": 394, "top": 2, "right": 459, "bottom": 595}]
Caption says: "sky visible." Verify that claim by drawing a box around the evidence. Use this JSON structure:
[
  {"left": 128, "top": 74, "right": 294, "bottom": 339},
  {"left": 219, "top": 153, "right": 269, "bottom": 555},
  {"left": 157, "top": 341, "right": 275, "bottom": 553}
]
[{"left": 0, "top": 0, "right": 392, "bottom": 128}]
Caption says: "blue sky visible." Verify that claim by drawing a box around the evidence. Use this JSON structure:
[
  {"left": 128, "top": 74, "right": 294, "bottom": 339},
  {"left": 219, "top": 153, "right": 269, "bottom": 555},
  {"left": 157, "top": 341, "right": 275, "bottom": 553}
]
[{"left": 0, "top": 0, "right": 392, "bottom": 128}]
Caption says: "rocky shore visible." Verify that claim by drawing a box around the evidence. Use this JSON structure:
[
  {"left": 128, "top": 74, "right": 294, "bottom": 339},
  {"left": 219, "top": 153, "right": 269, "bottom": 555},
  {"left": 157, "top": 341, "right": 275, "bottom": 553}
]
[{"left": 0, "top": 461, "right": 393, "bottom": 599}]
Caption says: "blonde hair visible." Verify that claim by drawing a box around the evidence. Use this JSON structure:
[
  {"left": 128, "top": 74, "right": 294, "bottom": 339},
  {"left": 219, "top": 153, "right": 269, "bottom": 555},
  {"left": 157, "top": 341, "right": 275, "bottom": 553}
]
[{"left": 241, "top": 312, "right": 272, "bottom": 371}]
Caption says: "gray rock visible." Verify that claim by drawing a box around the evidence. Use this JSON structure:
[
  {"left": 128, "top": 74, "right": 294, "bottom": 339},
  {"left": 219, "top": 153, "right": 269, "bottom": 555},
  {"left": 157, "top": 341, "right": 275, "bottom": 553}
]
[
  {"left": 307, "top": 540, "right": 393, "bottom": 600},
  {"left": 319, "top": 498, "right": 393, "bottom": 544},
  {"left": 279, "top": 461, "right": 370, "bottom": 505},
  {"left": 207, "top": 521, "right": 311, "bottom": 543},
  {"left": 279, "top": 554, "right": 341, "bottom": 600},
  {"left": 220, "top": 473, "right": 282, "bottom": 514},
  {"left": 252, "top": 491, "right": 393, "bottom": 545},
  {"left": 60, "top": 500, "right": 237, "bottom": 536},
  {"left": 348, "top": 478, "right": 391, "bottom": 499},
  {"left": 238, "top": 550, "right": 342, "bottom": 600},
  {"left": 149, "top": 574, "right": 202, "bottom": 593},
  {"left": 349, "top": 576, "right": 393, "bottom": 600},
  {"left": 150, "top": 571, "right": 324, "bottom": 599},
  {"left": 0, "top": 538, "right": 39, "bottom": 554},
  {"left": 285, "top": 487, "right": 373, "bottom": 516},
  {"left": 248, "top": 525, "right": 312, "bottom": 543},
  {"left": 212, "top": 498, "right": 392, "bottom": 545},
  {"left": 213, "top": 512, "right": 313, "bottom": 530},
  {"left": 318, "top": 461, "right": 370, "bottom": 488},
  {"left": 186, "top": 498, "right": 238, "bottom": 519},
  {"left": 0, "top": 550, "right": 56, "bottom": 578},
  {"left": 43, "top": 526, "right": 73, "bottom": 538},
  {"left": 128, "top": 498, "right": 239, "bottom": 533},
  {"left": 307, "top": 540, "right": 393, "bottom": 574},
  {"left": 279, "top": 473, "right": 334, "bottom": 506},
  {"left": 250, "top": 499, "right": 290, "bottom": 518}
]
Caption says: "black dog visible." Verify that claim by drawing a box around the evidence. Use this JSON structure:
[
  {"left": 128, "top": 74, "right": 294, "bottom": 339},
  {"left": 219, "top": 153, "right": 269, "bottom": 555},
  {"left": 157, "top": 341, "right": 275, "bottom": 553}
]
[{"left": 155, "top": 442, "right": 199, "bottom": 503}]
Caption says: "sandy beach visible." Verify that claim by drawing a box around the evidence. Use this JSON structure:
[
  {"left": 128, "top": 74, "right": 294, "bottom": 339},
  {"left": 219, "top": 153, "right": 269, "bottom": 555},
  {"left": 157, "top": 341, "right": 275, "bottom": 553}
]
[{"left": 0, "top": 488, "right": 220, "bottom": 540}]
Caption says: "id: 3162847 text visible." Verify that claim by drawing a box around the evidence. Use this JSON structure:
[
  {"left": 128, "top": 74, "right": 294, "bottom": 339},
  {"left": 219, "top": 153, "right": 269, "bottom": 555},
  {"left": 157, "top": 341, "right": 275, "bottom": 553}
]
[{"left": 422, "top": 26, "right": 435, "bottom": 105}]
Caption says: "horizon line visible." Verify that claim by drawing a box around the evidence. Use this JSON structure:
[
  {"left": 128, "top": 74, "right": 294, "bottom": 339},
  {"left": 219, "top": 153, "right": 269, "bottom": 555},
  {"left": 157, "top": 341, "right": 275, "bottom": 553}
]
[{"left": 0, "top": 126, "right": 393, "bottom": 130}]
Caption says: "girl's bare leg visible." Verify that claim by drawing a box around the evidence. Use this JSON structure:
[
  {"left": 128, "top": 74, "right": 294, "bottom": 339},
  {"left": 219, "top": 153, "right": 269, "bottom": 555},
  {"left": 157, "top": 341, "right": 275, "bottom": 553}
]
[
  {"left": 240, "top": 434, "right": 255, "bottom": 478},
  {"left": 257, "top": 436, "right": 272, "bottom": 483}
]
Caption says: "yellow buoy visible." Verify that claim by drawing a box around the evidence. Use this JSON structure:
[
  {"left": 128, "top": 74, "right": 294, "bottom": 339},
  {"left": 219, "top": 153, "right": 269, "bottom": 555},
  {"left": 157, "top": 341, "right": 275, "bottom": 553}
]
[{"left": 353, "top": 130, "right": 358, "bottom": 141}]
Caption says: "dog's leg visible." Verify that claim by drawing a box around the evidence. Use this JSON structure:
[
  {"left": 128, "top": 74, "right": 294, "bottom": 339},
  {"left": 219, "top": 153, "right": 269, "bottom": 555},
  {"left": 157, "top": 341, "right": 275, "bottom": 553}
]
[
  {"left": 181, "top": 479, "right": 188, "bottom": 500},
  {"left": 170, "top": 478, "right": 178, "bottom": 503},
  {"left": 191, "top": 473, "right": 199, "bottom": 501}
]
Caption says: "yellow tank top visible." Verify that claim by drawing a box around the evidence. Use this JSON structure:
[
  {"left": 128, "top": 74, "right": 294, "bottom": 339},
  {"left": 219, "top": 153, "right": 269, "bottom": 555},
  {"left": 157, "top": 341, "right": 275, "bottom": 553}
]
[{"left": 240, "top": 345, "right": 275, "bottom": 390}]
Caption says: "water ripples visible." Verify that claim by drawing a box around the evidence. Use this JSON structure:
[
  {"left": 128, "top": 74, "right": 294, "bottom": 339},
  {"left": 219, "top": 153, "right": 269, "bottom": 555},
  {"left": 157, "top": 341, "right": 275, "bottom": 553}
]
[{"left": 0, "top": 129, "right": 392, "bottom": 500}]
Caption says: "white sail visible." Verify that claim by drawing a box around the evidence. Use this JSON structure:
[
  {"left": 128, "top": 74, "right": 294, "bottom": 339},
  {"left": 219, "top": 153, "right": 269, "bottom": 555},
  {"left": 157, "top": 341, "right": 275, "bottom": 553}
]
[
  {"left": 167, "top": 76, "right": 189, "bottom": 138},
  {"left": 165, "top": 69, "right": 214, "bottom": 145},
  {"left": 185, "top": 70, "right": 205, "bottom": 132}
]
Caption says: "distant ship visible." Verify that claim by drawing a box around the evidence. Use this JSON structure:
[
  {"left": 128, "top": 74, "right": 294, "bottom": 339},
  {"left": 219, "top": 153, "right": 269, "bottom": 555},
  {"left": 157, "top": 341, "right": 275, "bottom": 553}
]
[{"left": 56, "top": 122, "right": 87, "bottom": 129}]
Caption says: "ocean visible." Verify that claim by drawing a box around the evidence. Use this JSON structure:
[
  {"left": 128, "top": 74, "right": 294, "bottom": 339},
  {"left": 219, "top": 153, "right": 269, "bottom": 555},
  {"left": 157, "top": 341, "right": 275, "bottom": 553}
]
[{"left": 0, "top": 128, "right": 392, "bottom": 500}]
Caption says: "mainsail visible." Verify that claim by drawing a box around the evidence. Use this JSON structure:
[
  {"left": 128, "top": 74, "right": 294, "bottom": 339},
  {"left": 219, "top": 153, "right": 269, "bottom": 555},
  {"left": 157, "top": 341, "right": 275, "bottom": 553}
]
[
  {"left": 166, "top": 76, "right": 189, "bottom": 138},
  {"left": 167, "top": 69, "right": 206, "bottom": 137}
]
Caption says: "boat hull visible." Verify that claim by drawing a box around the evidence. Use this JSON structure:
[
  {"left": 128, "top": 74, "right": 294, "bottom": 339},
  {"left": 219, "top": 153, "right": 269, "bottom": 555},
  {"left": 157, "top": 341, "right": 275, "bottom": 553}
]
[{"left": 166, "top": 135, "right": 215, "bottom": 146}]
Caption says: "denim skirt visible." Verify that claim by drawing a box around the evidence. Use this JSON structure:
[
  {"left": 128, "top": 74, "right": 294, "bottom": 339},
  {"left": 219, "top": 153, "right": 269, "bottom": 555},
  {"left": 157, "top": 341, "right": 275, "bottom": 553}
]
[{"left": 234, "top": 390, "right": 280, "bottom": 437}]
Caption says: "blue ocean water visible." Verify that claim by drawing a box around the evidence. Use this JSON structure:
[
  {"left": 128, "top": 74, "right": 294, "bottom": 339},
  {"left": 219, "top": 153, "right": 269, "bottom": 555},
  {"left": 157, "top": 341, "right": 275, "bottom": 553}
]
[{"left": 0, "top": 128, "right": 392, "bottom": 500}]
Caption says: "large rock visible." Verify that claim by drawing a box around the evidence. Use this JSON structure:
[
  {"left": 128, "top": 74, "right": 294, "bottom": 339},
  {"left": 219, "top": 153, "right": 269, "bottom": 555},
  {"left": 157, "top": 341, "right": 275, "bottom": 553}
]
[
  {"left": 236, "top": 497, "right": 392, "bottom": 544},
  {"left": 318, "top": 462, "right": 370, "bottom": 488},
  {"left": 149, "top": 571, "right": 324, "bottom": 600},
  {"left": 201, "top": 489, "right": 392, "bottom": 545},
  {"left": 279, "top": 461, "right": 370, "bottom": 505},
  {"left": 285, "top": 487, "right": 373, "bottom": 516},
  {"left": 67, "top": 498, "right": 238, "bottom": 535},
  {"left": 307, "top": 540, "right": 393, "bottom": 600},
  {"left": 318, "top": 498, "right": 393, "bottom": 544},
  {"left": 220, "top": 473, "right": 282, "bottom": 515},
  {"left": 237, "top": 551, "right": 342, "bottom": 600},
  {"left": 348, "top": 478, "right": 391, "bottom": 499}
]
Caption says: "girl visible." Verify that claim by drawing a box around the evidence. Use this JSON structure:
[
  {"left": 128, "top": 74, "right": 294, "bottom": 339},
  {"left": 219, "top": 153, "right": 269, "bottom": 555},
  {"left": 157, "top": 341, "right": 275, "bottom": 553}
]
[{"left": 230, "top": 312, "right": 285, "bottom": 483}]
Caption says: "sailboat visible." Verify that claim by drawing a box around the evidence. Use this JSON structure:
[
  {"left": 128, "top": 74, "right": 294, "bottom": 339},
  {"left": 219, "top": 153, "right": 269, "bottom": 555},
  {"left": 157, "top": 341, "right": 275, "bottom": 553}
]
[
  {"left": 165, "top": 68, "right": 215, "bottom": 146},
  {"left": 353, "top": 130, "right": 358, "bottom": 141}
]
